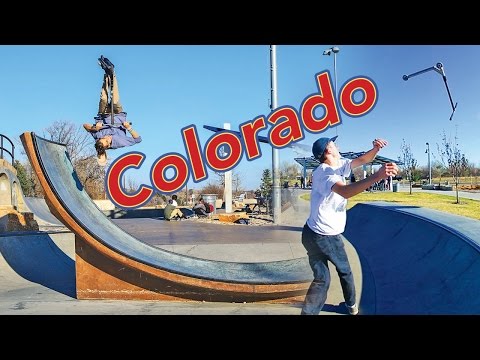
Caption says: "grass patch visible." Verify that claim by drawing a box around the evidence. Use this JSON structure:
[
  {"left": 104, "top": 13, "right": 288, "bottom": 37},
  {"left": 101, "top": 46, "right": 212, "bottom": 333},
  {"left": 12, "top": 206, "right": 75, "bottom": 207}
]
[{"left": 300, "top": 192, "right": 480, "bottom": 220}]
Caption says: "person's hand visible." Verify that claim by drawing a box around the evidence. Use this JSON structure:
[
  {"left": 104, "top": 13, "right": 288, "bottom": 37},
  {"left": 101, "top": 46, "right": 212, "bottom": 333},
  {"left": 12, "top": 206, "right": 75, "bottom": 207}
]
[
  {"left": 373, "top": 138, "right": 388, "bottom": 150},
  {"left": 83, "top": 123, "right": 99, "bottom": 132},
  {"left": 123, "top": 121, "right": 131, "bottom": 130},
  {"left": 378, "top": 162, "right": 398, "bottom": 179},
  {"left": 94, "top": 122, "right": 103, "bottom": 131}
]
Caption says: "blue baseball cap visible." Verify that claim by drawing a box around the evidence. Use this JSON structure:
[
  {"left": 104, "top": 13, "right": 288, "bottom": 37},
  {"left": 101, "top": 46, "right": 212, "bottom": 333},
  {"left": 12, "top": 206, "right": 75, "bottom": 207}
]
[{"left": 312, "top": 135, "right": 338, "bottom": 159}]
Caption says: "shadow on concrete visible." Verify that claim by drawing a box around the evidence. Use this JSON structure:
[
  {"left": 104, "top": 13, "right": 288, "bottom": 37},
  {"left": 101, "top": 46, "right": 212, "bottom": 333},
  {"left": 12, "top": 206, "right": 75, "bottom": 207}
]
[
  {"left": 0, "top": 233, "right": 76, "bottom": 298},
  {"left": 322, "top": 302, "right": 349, "bottom": 315},
  {"left": 104, "top": 207, "right": 194, "bottom": 219}
]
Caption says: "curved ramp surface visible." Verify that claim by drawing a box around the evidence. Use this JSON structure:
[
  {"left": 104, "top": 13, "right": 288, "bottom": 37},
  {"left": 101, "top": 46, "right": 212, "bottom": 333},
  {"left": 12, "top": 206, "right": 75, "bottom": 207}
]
[
  {"left": 344, "top": 202, "right": 480, "bottom": 314},
  {"left": 0, "top": 232, "right": 76, "bottom": 298},
  {"left": 24, "top": 197, "right": 64, "bottom": 227},
  {"left": 21, "top": 132, "right": 312, "bottom": 302}
]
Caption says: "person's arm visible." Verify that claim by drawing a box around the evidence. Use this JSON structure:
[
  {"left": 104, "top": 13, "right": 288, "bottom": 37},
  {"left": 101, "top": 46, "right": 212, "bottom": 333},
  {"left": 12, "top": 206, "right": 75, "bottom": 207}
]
[
  {"left": 83, "top": 123, "right": 103, "bottom": 132},
  {"left": 123, "top": 121, "right": 140, "bottom": 140},
  {"left": 83, "top": 123, "right": 95, "bottom": 132},
  {"left": 332, "top": 162, "right": 398, "bottom": 199},
  {"left": 351, "top": 138, "right": 388, "bottom": 169}
]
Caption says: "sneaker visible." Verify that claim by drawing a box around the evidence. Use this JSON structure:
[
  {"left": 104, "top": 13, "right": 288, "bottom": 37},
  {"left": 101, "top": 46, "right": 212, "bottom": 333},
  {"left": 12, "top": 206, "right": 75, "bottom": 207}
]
[
  {"left": 346, "top": 303, "right": 359, "bottom": 315},
  {"left": 98, "top": 55, "right": 114, "bottom": 76}
]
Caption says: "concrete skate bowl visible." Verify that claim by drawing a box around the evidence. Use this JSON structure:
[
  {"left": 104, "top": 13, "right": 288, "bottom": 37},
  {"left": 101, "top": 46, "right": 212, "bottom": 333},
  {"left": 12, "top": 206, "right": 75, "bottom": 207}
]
[
  {"left": 344, "top": 202, "right": 480, "bottom": 314},
  {"left": 20, "top": 132, "right": 312, "bottom": 302},
  {"left": 24, "top": 197, "right": 63, "bottom": 227},
  {"left": 0, "top": 232, "right": 76, "bottom": 298}
]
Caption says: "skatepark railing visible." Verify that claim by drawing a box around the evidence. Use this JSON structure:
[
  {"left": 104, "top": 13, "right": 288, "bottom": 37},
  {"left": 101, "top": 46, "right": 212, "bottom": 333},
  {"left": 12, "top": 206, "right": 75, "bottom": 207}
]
[{"left": 0, "top": 134, "right": 15, "bottom": 165}]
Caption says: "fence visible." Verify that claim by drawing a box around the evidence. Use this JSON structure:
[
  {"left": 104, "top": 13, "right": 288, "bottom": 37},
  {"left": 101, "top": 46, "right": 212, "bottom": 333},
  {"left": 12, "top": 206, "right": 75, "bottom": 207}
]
[{"left": 0, "top": 134, "right": 15, "bottom": 166}]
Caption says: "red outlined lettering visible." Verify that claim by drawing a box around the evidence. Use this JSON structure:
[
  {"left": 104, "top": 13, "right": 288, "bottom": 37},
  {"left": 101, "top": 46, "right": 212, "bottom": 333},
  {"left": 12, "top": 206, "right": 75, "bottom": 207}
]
[
  {"left": 301, "top": 71, "right": 341, "bottom": 133},
  {"left": 106, "top": 70, "right": 380, "bottom": 211},
  {"left": 182, "top": 126, "right": 207, "bottom": 182},
  {"left": 240, "top": 116, "right": 267, "bottom": 160},
  {"left": 267, "top": 106, "right": 303, "bottom": 148},
  {"left": 205, "top": 132, "right": 243, "bottom": 172},
  {"left": 106, "top": 152, "right": 154, "bottom": 208},
  {"left": 151, "top": 153, "right": 189, "bottom": 194},
  {"left": 340, "top": 77, "right": 378, "bottom": 117}
]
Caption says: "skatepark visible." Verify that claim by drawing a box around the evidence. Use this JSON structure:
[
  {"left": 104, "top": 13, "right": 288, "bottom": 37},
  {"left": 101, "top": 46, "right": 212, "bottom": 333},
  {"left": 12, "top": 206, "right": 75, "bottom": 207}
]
[{"left": 0, "top": 132, "right": 479, "bottom": 314}]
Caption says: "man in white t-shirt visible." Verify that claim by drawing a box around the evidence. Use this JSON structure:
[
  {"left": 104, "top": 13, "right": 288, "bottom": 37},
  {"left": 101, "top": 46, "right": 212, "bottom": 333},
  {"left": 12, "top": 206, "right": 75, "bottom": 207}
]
[
  {"left": 301, "top": 135, "right": 398, "bottom": 315},
  {"left": 171, "top": 195, "right": 178, "bottom": 207}
]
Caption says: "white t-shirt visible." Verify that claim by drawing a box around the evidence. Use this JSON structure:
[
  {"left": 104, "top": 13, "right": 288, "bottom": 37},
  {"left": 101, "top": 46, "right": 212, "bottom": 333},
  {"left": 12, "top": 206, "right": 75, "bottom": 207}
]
[
  {"left": 306, "top": 158, "right": 352, "bottom": 235},
  {"left": 172, "top": 199, "right": 178, "bottom": 207}
]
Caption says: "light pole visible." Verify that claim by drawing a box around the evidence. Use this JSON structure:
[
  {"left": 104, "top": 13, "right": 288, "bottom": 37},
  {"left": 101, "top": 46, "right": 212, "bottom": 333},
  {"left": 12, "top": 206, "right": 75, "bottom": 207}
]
[
  {"left": 270, "top": 45, "right": 280, "bottom": 224},
  {"left": 323, "top": 46, "right": 340, "bottom": 135},
  {"left": 425, "top": 142, "right": 431, "bottom": 185}
]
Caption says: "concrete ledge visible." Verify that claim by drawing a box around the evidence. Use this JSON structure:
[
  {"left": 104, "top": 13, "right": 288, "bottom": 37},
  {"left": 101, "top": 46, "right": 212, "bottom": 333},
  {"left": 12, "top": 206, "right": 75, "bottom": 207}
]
[
  {"left": 421, "top": 184, "right": 436, "bottom": 190},
  {"left": 0, "top": 210, "right": 39, "bottom": 232}
]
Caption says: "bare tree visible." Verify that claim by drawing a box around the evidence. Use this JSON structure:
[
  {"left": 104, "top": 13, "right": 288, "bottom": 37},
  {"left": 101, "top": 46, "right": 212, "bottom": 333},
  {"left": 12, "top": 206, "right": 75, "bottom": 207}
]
[
  {"left": 35, "top": 120, "right": 106, "bottom": 199},
  {"left": 200, "top": 182, "right": 224, "bottom": 198},
  {"left": 125, "top": 176, "right": 139, "bottom": 194},
  {"left": 279, "top": 160, "right": 301, "bottom": 185},
  {"left": 215, "top": 169, "right": 244, "bottom": 196},
  {"left": 438, "top": 130, "right": 469, "bottom": 204},
  {"left": 75, "top": 156, "right": 106, "bottom": 199},
  {"left": 430, "top": 157, "right": 446, "bottom": 185},
  {"left": 43, "top": 120, "right": 92, "bottom": 165},
  {"left": 466, "top": 161, "right": 479, "bottom": 187},
  {"left": 399, "top": 139, "right": 417, "bottom": 195}
]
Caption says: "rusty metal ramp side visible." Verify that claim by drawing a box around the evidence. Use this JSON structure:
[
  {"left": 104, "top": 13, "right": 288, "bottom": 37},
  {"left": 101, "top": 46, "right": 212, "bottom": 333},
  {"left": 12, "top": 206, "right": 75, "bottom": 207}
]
[
  {"left": 20, "top": 132, "right": 312, "bottom": 302},
  {"left": 344, "top": 202, "right": 480, "bottom": 314}
]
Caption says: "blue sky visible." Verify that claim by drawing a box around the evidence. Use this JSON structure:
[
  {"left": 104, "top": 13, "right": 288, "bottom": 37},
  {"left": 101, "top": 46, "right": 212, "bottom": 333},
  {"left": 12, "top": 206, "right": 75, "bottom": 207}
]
[{"left": 1, "top": 45, "right": 478, "bottom": 191}]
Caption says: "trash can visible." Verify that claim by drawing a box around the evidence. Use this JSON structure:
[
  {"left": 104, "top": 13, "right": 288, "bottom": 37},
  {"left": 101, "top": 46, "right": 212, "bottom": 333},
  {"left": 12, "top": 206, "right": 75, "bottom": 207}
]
[
  {"left": 201, "top": 194, "right": 217, "bottom": 215},
  {"left": 392, "top": 183, "right": 399, "bottom": 192}
]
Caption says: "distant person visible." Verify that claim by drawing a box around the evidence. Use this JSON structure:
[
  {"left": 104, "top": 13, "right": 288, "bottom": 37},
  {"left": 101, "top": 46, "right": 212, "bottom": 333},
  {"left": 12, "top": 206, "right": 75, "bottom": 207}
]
[
  {"left": 164, "top": 199, "right": 184, "bottom": 221},
  {"left": 83, "top": 55, "right": 142, "bottom": 166},
  {"left": 171, "top": 194, "right": 178, "bottom": 207},
  {"left": 350, "top": 173, "right": 356, "bottom": 183},
  {"left": 193, "top": 197, "right": 208, "bottom": 217},
  {"left": 301, "top": 136, "right": 398, "bottom": 315},
  {"left": 301, "top": 176, "right": 305, "bottom": 189}
]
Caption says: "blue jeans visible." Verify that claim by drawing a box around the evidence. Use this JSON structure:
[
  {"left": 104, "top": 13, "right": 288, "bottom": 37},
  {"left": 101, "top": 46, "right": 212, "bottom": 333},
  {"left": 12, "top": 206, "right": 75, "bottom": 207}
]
[{"left": 301, "top": 224, "right": 356, "bottom": 315}]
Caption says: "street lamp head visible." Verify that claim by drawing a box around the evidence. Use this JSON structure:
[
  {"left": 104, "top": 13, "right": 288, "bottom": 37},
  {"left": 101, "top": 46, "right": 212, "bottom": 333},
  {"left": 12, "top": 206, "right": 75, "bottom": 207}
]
[{"left": 323, "top": 46, "right": 340, "bottom": 56}]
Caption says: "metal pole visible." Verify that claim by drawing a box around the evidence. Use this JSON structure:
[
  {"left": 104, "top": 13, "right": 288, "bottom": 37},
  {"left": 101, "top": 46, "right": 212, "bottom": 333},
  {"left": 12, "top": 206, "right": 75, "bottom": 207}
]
[
  {"left": 223, "top": 122, "right": 233, "bottom": 213},
  {"left": 270, "top": 45, "right": 281, "bottom": 224},
  {"left": 323, "top": 46, "right": 340, "bottom": 136},
  {"left": 333, "top": 52, "right": 338, "bottom": 136},
  {"left": 333, "top": 51, "right": 337, "bottom": 96},
  {"left": 426, "top": 142, "right": 431, "bottom": 185}
]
